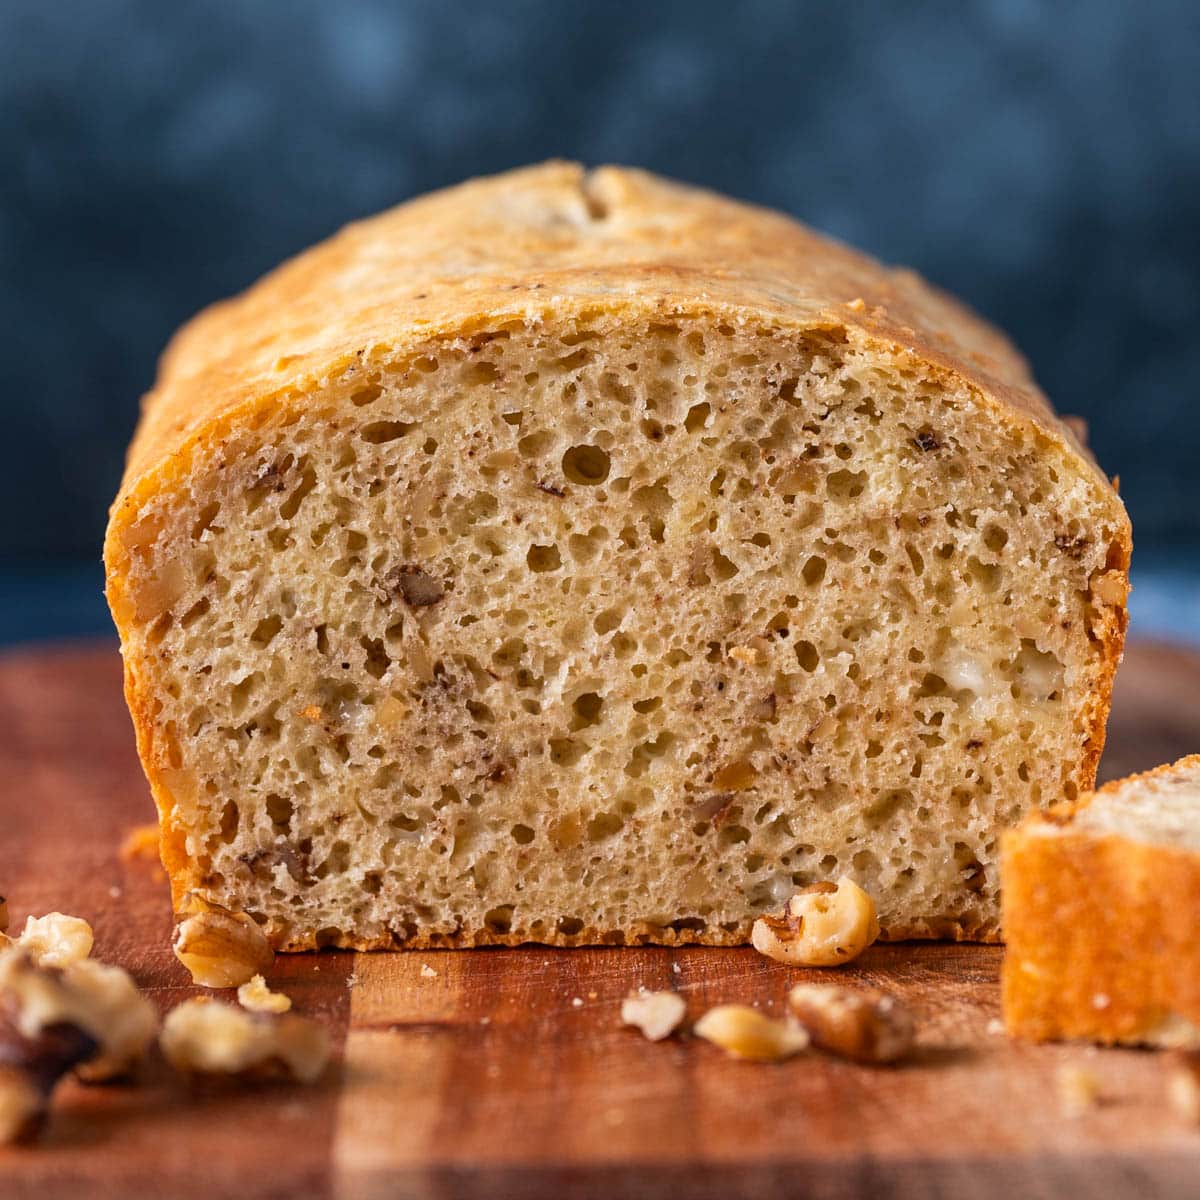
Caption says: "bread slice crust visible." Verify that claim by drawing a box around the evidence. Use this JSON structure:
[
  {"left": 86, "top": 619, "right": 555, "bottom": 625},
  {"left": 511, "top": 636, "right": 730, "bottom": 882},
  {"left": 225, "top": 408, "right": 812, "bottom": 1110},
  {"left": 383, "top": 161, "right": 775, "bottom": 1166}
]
[
  {"left": 1002, "top": 755, "right": 1200, "bottom": 1045},
  {"left": 104, "top": 163, "right": 1131, "bottom": 950}
]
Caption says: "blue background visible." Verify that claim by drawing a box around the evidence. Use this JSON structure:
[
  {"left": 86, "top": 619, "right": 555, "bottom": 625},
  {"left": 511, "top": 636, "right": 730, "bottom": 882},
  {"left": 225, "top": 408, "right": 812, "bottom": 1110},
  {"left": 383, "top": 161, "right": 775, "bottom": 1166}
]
[{"left": 2, "top": 0, "right": 1197, "bottom": 643}]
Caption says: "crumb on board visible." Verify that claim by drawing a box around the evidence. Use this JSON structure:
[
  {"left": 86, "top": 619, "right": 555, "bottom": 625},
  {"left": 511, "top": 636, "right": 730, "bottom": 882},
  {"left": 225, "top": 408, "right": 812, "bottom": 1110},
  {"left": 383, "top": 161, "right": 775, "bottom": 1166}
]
[
  {"left": 620, "top": 989, "right": 687, "bottom": 1042},
  {"left": 420, "top": 963, "right": 437, "bottom": 978},
  {"left": 120, "top": 823, "right": 160, "bottom": 862},
  {"left": 1057, "top": 1064, "right": 1101, "bottom": 1117},
  {"left": 237, "top": 974, "right": 292, "bottom": 1014},
  {"left": 1168, "top": 1052, "right": 1200, "bottom": 1123}
]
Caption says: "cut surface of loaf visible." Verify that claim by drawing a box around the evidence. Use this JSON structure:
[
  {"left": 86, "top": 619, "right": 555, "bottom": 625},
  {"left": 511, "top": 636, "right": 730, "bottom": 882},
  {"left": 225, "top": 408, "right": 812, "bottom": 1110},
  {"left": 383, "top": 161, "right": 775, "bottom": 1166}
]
[
  {"left": 1002, "top": 755, "right": 1200, "bottom": 1046},
  {"left": 104, "top": 163, "right": 1131, "bottom": 950}
]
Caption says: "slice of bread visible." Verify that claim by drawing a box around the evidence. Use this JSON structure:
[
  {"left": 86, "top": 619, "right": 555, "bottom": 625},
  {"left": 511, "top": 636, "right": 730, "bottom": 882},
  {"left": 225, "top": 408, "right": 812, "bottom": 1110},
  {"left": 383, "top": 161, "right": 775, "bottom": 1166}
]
[
  {"left": 1002, "top": 755, "right": 1200, "bottom": 1046},
  {"left": 104, "top": 163, "right": 1130, "bottom": 951}
]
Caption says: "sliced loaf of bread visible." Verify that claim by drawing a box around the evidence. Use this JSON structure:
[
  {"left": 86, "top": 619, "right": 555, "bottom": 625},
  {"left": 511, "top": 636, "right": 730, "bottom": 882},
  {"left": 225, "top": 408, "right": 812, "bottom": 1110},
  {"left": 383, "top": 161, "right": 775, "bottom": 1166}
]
[
  {"left": 1003, "top": 755, "right": 1200, "bottom": 1045},
  {"left": 104, "top": 163, "right": 1131, "bottom": 950}
]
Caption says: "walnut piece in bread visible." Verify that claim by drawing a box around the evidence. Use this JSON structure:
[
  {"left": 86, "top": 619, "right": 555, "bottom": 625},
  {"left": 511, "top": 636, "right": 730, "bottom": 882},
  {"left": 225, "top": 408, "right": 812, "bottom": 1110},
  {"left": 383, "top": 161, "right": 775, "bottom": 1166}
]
[{"left": 1002, "top": 754, "right": 1200, "bottom": 1046}]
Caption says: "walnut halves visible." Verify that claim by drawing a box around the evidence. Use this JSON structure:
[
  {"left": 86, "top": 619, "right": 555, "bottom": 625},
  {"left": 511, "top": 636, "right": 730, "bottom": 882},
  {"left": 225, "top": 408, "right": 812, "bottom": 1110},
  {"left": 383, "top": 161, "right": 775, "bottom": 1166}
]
[
  {"left": 173, "top": 894, "right": 275, "bottom": 988},
  {"left": 0, "top": 950, "right": 158, "bottom": 1143}
]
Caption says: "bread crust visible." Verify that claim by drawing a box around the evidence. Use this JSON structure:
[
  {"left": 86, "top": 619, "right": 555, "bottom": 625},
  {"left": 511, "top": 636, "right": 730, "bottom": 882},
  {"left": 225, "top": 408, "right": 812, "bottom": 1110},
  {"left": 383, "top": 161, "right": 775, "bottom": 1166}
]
[
  {"left": 104, "top": 163, "right": 1131, "bottom": 947},
  {"left": 1002, "top": 755, "right": 1200, "bottom": 1044}
]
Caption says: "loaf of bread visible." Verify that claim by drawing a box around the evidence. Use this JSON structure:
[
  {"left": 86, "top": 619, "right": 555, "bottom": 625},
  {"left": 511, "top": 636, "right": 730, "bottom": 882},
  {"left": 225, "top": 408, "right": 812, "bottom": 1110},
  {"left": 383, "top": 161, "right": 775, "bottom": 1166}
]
[
  {"left": 104, "top": 162, "right": 1130, "bottom": 950},
  {"left": 1002, "top": 755, "right": 1200, "bottom": 1046}
]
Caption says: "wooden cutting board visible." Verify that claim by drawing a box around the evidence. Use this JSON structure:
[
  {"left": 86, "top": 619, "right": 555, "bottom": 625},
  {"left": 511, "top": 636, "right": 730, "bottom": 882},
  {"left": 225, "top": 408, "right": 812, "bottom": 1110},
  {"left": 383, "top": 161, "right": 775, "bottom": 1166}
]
[{"left": 1, "top": 638, "right": 1198, "bottom": 1199}]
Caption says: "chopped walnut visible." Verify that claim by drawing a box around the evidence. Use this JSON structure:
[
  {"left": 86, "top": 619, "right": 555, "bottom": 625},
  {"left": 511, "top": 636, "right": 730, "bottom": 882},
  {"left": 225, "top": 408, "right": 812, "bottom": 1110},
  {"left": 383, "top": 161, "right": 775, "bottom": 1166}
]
[
  {"left": 173, "top": 894, "right": 274, "bottom": 988},
  {"left": 13, "top": 913, "right": 94, "bottom": 968},
  {"left": 0, "top": 949, "right": 158, "bottom": 1140},
  {"left": 692, "top": 1004, "right": 808, "bottom": 1062},
  {"left": 160, "top": 998, "right": 330, "bottom": 1084},
  {"left": 751, "top": 877, "right": 880, "bottom": 967},
  {"left": 237, "top": 974, "right": 292, "bottom": 1014},
  {"left": 786, "top": 984, "right": 914, "bottom": 1064},
  {"left": 1168, "top": 1052, "right": 1200, "bottom": 1124},
  {"left": 119, "top": 822, "right": 161, "bottom": 862},
  {"left": 1057, "top": 1064, "right": 1101, "bottom": 1117},
  {"left": 620, "top": 989, "right": 686, "bottom": 1041},
  {"left": 0, "top": 1065, "right": 45, "bottom": 1145}
]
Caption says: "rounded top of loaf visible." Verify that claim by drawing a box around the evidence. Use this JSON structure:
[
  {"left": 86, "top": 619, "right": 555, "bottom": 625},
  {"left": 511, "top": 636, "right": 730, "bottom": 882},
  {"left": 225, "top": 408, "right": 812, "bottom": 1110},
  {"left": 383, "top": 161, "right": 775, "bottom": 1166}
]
[{"left": 112, "top": 161, "right": 1119, "bottom": 517}]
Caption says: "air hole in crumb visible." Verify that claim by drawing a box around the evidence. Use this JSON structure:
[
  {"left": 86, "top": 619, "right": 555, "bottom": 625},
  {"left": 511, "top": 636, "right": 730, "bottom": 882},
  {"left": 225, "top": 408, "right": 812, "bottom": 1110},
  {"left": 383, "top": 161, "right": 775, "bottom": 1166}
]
[
  {"left": 562, "top": 444, "right": 611, "bottom": 485},
  {"left": 218, "top": 800, "right": 239, "bottom": 843},
  {"left": 711, "top": 549, "right": 739, "bottom": 581},
  {"left": 527, "top": 544, "right": 562, "bottom": 572},
  {"left": 351, "top": 384, "right": 382, "bottom": 407},
  {"left": 802, "top": 556, "right": 827, "bottom": 586},
  {"left": 192, "top": 502, "right": 221, "bottom": 540},
  {"left": 518, "top": 430, "right": 555, "bottom": 458},
  {"left": 550, "top": 737, "right": 588, "bottom": 767},
  {"left": 266, "top": 794, "right": 294, "bottom": 832},
  {"left": 484, "top": 906, "right": 514, "bottom": 934},
  {"left": 180, "top": 596, "right": 211, "bottom": 628},
  {"left": 795, "top": 640, "right": 820, "bottom": 672},
  {"left": 361, "top": 421, "right": 415, "bottom": 445},
  {"left": 279, "top": 464, "right": 317, "bottom": 519},
  {"left": 572, "top": 692, "right": 604, "bottom": 727},
  {"left": 251, "top": 614, "right": 283, "bottom": 646},
  {"left": 511, "top": 824, "right": 535, "bottom": 845},
  {"left": 594, "top": 609, "right": 622, "bottom": 635},
  {"left": 826, "top": 469, "right": 866, "bottom": 500},
  {"left": 984, "top": 524, "right": 1009, "bottom": 552},
  {"left": 467, "top": 361, "right": 500, "bottom": 385},
  {"left": 360, "top": 636, "right": 391, "bottom": 679},
  {"left": 713, "top": 760, "right": 758, "bottom": 791},
  {"left": 587, "top": 811, "right": 624, "bottom": 841}
]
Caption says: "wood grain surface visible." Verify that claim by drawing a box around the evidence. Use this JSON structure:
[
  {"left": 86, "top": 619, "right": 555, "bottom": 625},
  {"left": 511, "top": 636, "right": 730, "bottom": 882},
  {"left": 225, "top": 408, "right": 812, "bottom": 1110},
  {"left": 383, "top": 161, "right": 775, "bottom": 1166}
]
[{"left": 0, "top": 638, "right": 1197, "bottom": 1199}]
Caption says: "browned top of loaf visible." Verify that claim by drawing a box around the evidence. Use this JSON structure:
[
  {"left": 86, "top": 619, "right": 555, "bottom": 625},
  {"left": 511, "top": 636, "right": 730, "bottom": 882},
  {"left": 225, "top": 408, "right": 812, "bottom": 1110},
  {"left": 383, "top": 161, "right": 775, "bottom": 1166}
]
[{"left": 112, "top": 161, "right": 1114, "bottom": 511}]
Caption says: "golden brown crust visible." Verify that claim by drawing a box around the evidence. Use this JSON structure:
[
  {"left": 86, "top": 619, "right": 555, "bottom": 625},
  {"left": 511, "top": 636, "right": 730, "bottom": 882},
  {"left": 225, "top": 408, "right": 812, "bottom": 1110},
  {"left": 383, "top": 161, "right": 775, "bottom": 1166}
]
[
  {"left": 276, "top": 915, "right": 996, "bottom": 954},
  {"left": 108, "top": 163, "right": 1119, "bottom": 514},
  {"left": 104, "top": 163, "right": 1131, "bottom": 946},
  {"left": 1002, "top": 755, "right": 1200, "bottom": 1044}
]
